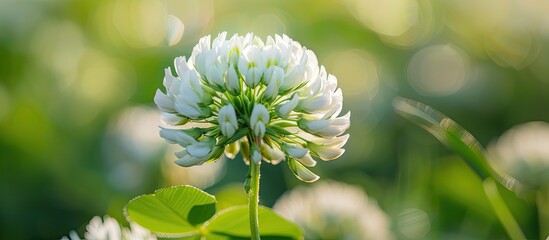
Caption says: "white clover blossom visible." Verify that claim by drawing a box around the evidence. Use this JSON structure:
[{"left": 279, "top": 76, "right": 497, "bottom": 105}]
[
  {"left": 62, "top": 215, "right": 156, "bottom": 240},
  {"left": 273, "top": 181, "right": 394, "bottom": 240},
  {"left": 155, "top": 32, "right": 350, "bottom": 181},
  {"left": 487, "top": 121, "right": 549, "bottom": 189}
]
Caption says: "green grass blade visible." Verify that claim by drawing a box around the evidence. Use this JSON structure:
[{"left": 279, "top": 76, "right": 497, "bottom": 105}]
[
  {"left": 483, "top": 178, "right": 527, "bottom": 240},
  {"left": 393, "top": 97, "right": 524, "bottom": 193}
]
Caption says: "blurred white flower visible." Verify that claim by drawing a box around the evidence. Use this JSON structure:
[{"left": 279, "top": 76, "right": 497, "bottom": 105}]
[
  {"left": 487, "top": 121, "right": 549, "bottom": 189},
  {"left": 155, "top": 32, "right": 350, "bottom": 182},
  {"left": 273, "top": 181, "right": 394, "bottom": 240},
  {"left": 62, "top": 215, "right": 156, "bottom": 240},
  {"left": 104, "top": 106, "right": 166, "bottom": 191}
]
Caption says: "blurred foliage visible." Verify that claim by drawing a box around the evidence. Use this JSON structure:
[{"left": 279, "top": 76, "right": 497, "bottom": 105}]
[{"left": 1, "top": 0, "right": 549, "bottom": 239}]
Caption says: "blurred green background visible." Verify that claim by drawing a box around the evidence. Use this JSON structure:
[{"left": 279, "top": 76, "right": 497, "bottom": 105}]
[{"left": 1, "top": 0, "right": 549, "bottom": 239}]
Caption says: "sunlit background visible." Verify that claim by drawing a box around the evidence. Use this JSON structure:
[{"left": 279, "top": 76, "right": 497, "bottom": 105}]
[{"left": 1, "top": 0, "right": 549, "bottom": 239}]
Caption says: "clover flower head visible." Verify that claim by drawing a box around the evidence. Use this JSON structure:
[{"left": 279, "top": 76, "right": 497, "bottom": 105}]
[{"left": 155, "top": 32, "right": 350, "bottom": 182}]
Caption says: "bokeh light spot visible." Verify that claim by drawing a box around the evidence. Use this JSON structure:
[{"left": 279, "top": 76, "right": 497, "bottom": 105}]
[
  {"left": 112, "top": 0, "right": 168, "bottom": 48},
  {"left": 346, "top": 0, "right": 419, "bottom": 36},
  {"left": 324, "top": 49, "right": 379, "bottom": 99},
  {"left": 484, "top": 22, "right": 540, "bottom": 70},
  {"left": 407, "top": 44, "right": 471, "bottom": 96},
  {"left": 398, "top": 208, "right": 430, "bottom": 239},
  {"left": 166, "top": 15, "right": 184, "bottom": 46}
]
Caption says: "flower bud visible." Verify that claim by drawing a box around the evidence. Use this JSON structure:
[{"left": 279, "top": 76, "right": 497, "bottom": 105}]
[
  {"left": 226, "top": 64, "right": 241, "bottom": 95},
  {"left": 263, "top": 66, "right": 285, "bottom": 85},
  {"left": 250, "top": 104, "right": 270, "bottom": 138},
  {"left": 250, "top": 143, "right": 262, "bottom": 164},
  {"left": 262, "top": 75, "right": 280, "bottom": 102},
  {"left": 280, "top": 51, "right": 308, "bottom": 92},
  {"left": 218, "top": 104, "right": 239, "bottom": 137},
  {"left": 206, "top": 64, "right": 226, "bottom": 91}
]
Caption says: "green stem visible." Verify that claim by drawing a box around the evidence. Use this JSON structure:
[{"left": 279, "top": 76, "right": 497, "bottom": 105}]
[
  {"left": 537, "top": 187, "right": 549, "bottom": 240},
  {"left": 483, "top": 178, "right": 526, "bottom": 240},
  {"left": 249, "top": 158, "right": 261, "bottom": 240},
  {"left": 248, "top": 135, "right": 262, "bottom": 240}
]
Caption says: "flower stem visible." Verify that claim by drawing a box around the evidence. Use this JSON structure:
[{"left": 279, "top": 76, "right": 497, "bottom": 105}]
[
  {"left": 537, "top": 187, "right": 549, "bottom": 240},
  {"left": 249, "top": 157, "right": 261, "bottom": 240},
  {"left": 483, "top": 178, "right": 526, "bottom": 240}
]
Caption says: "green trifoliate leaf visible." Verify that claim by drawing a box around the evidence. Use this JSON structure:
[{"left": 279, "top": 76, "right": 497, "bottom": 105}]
[
  {"left": 203, "top": 206, "right": 303, "bottom": 239},
  {"left": 124, "top": 185, "right": 216, "bottom": 238}
]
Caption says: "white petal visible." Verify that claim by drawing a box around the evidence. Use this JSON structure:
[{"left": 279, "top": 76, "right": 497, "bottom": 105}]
[
  {"left": 174, "top": 102, "right": 202, "bottom": 119},
  {"left": 175, "top": 154, "right": 205, "bottom": 167},
  {"left": 263, "top": 76, "right": 280, "bottom": 101},
  {"left": 315, "top": 134, "right": 350, "bottom": 149},
  {"left": 297, "top": 153, "right": 317, "bottom": 167},
  {"left": 159, "top": 127, "right": 197, "bottom": 147},
  {"left": 264, "top": 66, "right": 284, "bottom": 85},
  {"left": 226, "top": 64, "right": 241, "bottom": 95},
  {"left": 186, "top": 142, "right": 212, "bottom": 158},
  {"left": 161, "top": 112, "right": 187, "bottom": 125},
  {"left": 276, "top": 94, "right": 299, "bottom": 118},
  {"left": 288, "top": 158, "right": 319, "bottom": 183},
  {"left": 309, "top": 142, "right": 345, "bottom": 161},
  {"left": 174, "top": 56, "right": 191, "bottom": 78},
  {"left": 261, "top": 143, "right": 285, "bottom": 164},
  {"left": 250, "top": 104, "right": 269, "bottom": 138},
  {"left": 283, "top": 143, "right": 308, "bottom": 158},
  {"left": 154, "top": 89, "right": 174, "bottom": 112},
  {"left": 299, "top": 94, "right": 332, "bottom": 113}
]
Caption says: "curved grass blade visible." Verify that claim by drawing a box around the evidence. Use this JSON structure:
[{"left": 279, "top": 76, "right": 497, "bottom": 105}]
[{"left": 392, "top": 97, "right": 524, "bottom": 193}]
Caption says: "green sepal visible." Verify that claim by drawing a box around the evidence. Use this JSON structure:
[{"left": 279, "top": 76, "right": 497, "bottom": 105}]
[
  {"left": 217, "top": 128, "right": 249, "bottom": 146},
  {"left": 268, "top": 124, "right": 293, "bottom": 136},
  {"left": 183, "top": 127, "right": 203, "bottom": 139}
]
